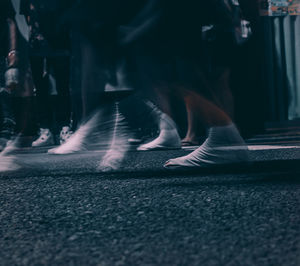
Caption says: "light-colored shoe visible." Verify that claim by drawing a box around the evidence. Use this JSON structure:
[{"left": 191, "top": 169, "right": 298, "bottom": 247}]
[
  {"left": 47, "top": 112, "right": 100, "bottom": 155},
  {"left": 59, "top": 126, "right": 73, "bottom": 145},
  {"left": 164, "top": 124, "right": 250, "bottom": 169},
  {"left": 137, "top": 129, "right": 181, "bottom": 151},
  {"left": 47, "top": 126, "right": 86, "bottom": 155},
  {"left": 32, "top": 128, "right": 54, "bottom": 147},
  {"left": 0, "top": 138, "right": 19, "bottom": 172},
  {"left": 137, "top": 111, "right": 181, "bottom": 151}
]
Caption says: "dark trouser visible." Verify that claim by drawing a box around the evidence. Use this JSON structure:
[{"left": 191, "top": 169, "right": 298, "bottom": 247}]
[
  {"left": 30, "top": 56, "right": 71, "bottom": 134},
  {"left": 0, "top": 90, "right": 16, "bottom": 138},
  {"left": 70, "top": 30, "right": 120, "bottom": 126},
  {"left": 0, "top": 58, "right": 16, "bottom": 136}
]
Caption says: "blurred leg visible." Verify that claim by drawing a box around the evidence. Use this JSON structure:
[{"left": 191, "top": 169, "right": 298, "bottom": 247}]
[
  {"left": 50, "top": 57, "right": 71, "bottom": 133},
  {"left": 30, "top": 57, "right": 52, "bottom": 130},
  {"left": 164, "top": 88, "right": 249, "bottom": 168}
]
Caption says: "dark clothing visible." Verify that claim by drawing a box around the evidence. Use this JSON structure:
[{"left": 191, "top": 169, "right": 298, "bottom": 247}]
[
  {"left": 118, "top": 0, "right": 235, "bottom": 49},
  {"left": 20, "top": 0, "right": 73, "bottom": 50},
  {"left": 19, "top": 0, "right": 73, "bottom": 131},
  {"left": 66, "top": 0, "right": 242, "bottom": 107},
  {"left": 0, "top": 0, "right": 15, "bottom": 56},
  {"left": 30, "top": 57, "right": 71, "bottom": 132},
  {"left": 64, "top": 0, "right": 147, "bottom": 51},
  {"left": 121, "top": 0, "right": 238, "bottom": 90},
  {"left": 238, "top": 0, "right": 259, "bottom": 22},
  {"left": 0, "top": 0, "right": 15, "bottom": 26}
]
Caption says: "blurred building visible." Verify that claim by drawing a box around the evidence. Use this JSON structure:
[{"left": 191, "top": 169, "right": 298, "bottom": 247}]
[{"left": 259, "top": 0, "right": 300, "bottom": 129}]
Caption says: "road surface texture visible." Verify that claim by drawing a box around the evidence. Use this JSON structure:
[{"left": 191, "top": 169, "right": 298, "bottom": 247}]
[{"left": 1, "top": 145, "right": 300, "bottom": 265}]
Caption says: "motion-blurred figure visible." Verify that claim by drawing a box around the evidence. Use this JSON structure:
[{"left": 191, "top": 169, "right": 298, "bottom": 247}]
[
  {"left": 163, "top": 0, "right": 251, "bottom": 168},
  {"left": 47, "top": 0, "right": 146, "bottom": 155},
  {"left": 45, "top": 0, "right": 250, "bottom": 170},
  {"left": 119, "top": 0, "right": 251, "bottom": 167},
  {"left": 0, "top": 0, "right": 19, "bottom": 151}
]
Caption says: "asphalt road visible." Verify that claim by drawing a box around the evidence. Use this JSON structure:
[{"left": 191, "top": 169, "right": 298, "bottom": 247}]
[{"left": 1, "top": 146, "right": 300, "bottom": 265}]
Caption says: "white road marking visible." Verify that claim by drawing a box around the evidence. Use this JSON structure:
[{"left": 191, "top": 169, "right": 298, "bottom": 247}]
[
  {"left": 247, "top": 145, "right": 300, "bottom": 151},
  {"left": 183, "top": 145, "right": 300, "bottom": 151}
]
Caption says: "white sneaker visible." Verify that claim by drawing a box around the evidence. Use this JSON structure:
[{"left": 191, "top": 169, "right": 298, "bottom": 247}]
[
  {"left": 32, "top": 128, "right": 54, "bottom": 147},
  {"left": 59, "top": 126, "right": 73, "bottom": 145}
]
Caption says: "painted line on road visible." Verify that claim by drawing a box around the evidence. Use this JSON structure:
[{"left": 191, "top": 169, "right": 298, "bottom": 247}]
[
  {"left": 183, "top": 145, "right": 300, "bottom": 151},
  {"left": 248, "top": 145, "right": 300, "bottom": 150}
]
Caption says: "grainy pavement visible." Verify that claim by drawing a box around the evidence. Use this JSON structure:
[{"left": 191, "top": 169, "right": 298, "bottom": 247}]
[{"left": 1, "top": 145, "right": 300, "bottom": 266}]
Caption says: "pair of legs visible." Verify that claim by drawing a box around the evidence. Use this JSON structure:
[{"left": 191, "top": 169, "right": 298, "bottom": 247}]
[
  {"left": 47, "top": 31, "right": 120, "bottom": 155},
  {"left": 31, "top": 56, "right": 71, "bottom": 131},
  {"left": 0, "top": 58, "right": 16, "bottom": 151},
  {"left": 0, "top": 89, "right": 16, "bottom": 151},
  {"left": 164, "top": 88, "right": 249, "bottom": 168},
  {"left": 139, "top": 65, "right": 234, "bottom": 150},
  {"left": 30, "top": 56, "right": 72, "bottom": 147},
  {"left": 138, "top": 65, "right": 249, "bottom": 168},
  {"left": 182, "top": 67, "right": 234, "bottom": 145}
]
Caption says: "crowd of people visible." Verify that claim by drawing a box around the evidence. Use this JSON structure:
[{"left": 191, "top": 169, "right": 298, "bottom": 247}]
[{"left": 0, "top": 0, "right": 258, "bottom": 169}]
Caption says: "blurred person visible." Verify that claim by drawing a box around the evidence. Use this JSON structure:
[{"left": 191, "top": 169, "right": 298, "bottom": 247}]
[
  {"left": 19, "top": 0, "right": 73, "bottom": 147},
  {"left": 164, "top": 0, "right": 251, "bottom": 168},
  {"left": 119, "top": 0, "right": 251, "bottom": 167},
  {"left": 181, "top": 0, "right": 252, "bottom": 146},
  {"left": 0, "top": 0, "right": 19, "bottom": 151},
  {"left": 46, "top": 0, "right": 149, "bottom": 155},
  {"left": 117, "top": 0, "right": 236, "bottom": 151},
  {"left": 47, "top": 0, "right": 250, "bottom": 171},
  {"left": 64, "top": 0, "right": 146, "bottom": 117}
]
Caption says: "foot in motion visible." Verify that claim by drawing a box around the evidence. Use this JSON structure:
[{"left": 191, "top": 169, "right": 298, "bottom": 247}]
[
  {"left": 0, "top": 118, "right": 16, "bottom": 151},
  {"left": 164, "top": 124, "right": 249, "bottom": 169},
  {"left": 47, "top": 125, "right": 87, "bottom": 155},
  {"left": 0, "top": 153, "right": 20, "bottom": 172},
  {"left": 0, "top": 137, "right": 20, "bottom": 172},
  {"left": 32, "top": 128, "right": 55, "bottom": 147},
  {"left": 47, "top": 126, "right": 73, "bottom": 154},
  {"left": 137, "top": 113, "right": 181, "bottom": 151},
  {"left": 48, "top": 112, "right": 99, "bottom": 155}
]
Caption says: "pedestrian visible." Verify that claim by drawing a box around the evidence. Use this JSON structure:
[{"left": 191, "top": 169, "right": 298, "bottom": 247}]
[
  {"left": 0, "top": 0, "right": 19, "bottom": 151},
  {"left": 163, "top": 0, "right": 251, "bottom": 168},
  {"left": 20, "top": 0, "right": 73, "bottom": 148},
  {"left": 119, "top": 0, "right": 251, "bottom": 166}
]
